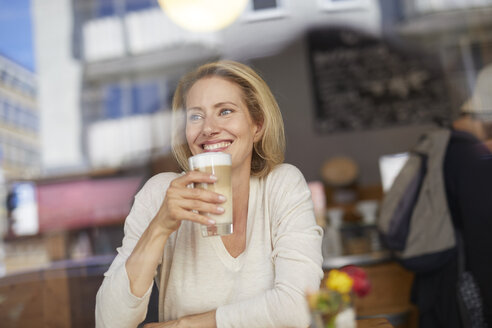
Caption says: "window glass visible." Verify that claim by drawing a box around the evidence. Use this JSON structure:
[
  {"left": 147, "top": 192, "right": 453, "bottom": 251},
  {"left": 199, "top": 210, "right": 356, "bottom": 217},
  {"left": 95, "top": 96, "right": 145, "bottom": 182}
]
[
  {"left": 131, "top": 82, "right": 161, "bottom": 115},
  {"left": 96, "top": 0, "right": 116, "bottom": 17},
  {"left": 252, "top": 0, "right": 278, "bottom": 11},
  {"left": 4, "top": 102, "right": 11, "bottom": 124},
  {"left": 104, "top": 84, "right": 124, "bottom": 119},
  {"left": 32, "top": 112, "right": 39, "bottom": 132},
  {"left": 0, "top": 100, "right": 4, "bottom": 121},
  {"left": 23, "top": 110, "right": 31, "bottom": 131},
  {"left": 17, "top": 107, "right": 24, "bottom": 129},
  {"left": 125, "top": 0, "right": 157, "bottom": 12},
  {"left": 0, "top": 70, "right": 7, "bottom": 83},
  {"left": 13, "top": 105, "right": 20, "bottom": 127}
]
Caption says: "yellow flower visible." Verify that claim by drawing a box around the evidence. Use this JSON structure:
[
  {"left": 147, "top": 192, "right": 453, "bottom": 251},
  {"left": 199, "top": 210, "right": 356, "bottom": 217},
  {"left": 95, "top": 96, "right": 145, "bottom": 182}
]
[{"left": 325, "top": 270, "right": 353, "bottom": 294}]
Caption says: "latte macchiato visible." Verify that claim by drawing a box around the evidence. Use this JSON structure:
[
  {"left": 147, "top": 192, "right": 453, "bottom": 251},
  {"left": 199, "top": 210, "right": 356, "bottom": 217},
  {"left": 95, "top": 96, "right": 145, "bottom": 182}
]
[{"left": 188, "top": 152, "right": 233, "bottom": 237}]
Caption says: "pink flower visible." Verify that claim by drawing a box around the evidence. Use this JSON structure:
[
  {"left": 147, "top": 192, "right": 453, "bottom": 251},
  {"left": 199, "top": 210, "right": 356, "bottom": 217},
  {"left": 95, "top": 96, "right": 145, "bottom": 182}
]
[{"left": 340, "top": 265, "right": 371, "bottom": 297}]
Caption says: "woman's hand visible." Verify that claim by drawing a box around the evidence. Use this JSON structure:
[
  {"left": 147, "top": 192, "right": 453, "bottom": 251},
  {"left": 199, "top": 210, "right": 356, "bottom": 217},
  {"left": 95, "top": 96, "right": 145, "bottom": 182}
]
[
  {"left": 153, "top": 171, "right": 226, "bottom": 236},
  {"left": 143, "top": 320, "right": 179, "bottom": 327},
  {"left": 143, "top": 310, "right": 217, "bottom": 328}
]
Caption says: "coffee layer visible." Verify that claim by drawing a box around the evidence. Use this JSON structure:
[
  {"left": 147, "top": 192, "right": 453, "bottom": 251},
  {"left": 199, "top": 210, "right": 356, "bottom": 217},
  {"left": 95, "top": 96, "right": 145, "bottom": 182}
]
[{"left": 195, "top": 165, "right": 233, "bottom": 225}]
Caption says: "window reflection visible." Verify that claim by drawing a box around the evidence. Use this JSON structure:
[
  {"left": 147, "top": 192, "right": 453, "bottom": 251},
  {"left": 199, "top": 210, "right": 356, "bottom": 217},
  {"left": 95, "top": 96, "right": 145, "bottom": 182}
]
[{"left": 0, "top": 0, "right": 492, "bottom": 327}]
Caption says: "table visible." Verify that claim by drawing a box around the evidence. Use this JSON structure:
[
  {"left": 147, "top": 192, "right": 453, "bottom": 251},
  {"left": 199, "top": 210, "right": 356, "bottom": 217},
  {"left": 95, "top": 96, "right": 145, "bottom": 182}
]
[
  {"left": 357, "top": 318, "right": 394, "bottom": 327},
  {"left": 322, "top": 250, "right": 391, "bottom": 270}
]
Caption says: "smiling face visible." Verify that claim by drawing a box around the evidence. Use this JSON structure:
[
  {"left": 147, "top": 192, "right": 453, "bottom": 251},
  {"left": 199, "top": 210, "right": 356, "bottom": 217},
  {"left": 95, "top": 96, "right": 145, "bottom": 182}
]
[{"left": 185, "top": 76, "right": 262, "bottom": 176}]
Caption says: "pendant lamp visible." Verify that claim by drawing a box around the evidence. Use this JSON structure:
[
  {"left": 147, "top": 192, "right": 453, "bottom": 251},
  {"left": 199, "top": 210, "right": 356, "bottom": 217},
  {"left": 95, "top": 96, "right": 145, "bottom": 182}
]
[{"left": 158, "top": 0, "right": 249, "bottom": 32}]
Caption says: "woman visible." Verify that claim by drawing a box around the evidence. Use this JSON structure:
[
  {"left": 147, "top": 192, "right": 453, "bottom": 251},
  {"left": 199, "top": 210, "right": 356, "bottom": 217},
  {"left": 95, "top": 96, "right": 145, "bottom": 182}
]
[{"left": 95, "top": 61, "right": 324, "bottom": 328}]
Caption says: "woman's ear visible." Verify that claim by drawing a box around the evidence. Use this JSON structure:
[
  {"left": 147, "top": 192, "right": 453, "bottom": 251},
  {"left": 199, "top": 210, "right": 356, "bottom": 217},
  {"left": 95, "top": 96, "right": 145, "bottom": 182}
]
[{"left": 253, "top": 120, "right": 264, "bottom": 142}]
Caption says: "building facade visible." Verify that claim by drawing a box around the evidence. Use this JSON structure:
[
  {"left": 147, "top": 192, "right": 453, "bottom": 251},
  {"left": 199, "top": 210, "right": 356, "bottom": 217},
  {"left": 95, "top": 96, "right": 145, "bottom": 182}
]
[{"left": 0, "top": 54, "right": 40, "bottom": 180}]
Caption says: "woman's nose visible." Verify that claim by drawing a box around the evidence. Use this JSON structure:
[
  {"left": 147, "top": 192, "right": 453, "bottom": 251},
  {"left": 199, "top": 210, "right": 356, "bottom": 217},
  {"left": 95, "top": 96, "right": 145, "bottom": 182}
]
[{"left": 202, "top": 116, "right": 220, "bottom": 136}]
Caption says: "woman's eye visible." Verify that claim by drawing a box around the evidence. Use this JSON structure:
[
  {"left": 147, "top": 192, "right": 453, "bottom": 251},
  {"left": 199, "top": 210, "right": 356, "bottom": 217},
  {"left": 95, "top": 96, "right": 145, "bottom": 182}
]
[
  {"left": 188, "top": 114, "right": 202, "bottom": 121},
  {"left": 220, "top": 109, "right": 233, "bottom": 116}
]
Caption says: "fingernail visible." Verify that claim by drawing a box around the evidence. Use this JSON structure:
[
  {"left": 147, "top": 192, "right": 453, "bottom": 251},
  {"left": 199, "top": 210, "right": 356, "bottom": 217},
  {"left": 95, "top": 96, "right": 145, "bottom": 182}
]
[
  {"left": 218, "top": 195, "right": 226, "bottom": 202},
  {"left": 216, "top": 206, "right": 224, "bottom": 213},
  {"left": 210, "top": 175, "right": 218, "bottom": 181},
  {"left": 207, "top": 219, "right": 216, "bottom": 225}
]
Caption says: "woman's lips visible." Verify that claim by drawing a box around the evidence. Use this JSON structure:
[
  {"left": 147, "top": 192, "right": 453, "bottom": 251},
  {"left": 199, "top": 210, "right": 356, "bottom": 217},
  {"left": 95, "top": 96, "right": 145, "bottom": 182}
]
[{"left": 202, "top": 141, "right": 231, "bottom": 151}]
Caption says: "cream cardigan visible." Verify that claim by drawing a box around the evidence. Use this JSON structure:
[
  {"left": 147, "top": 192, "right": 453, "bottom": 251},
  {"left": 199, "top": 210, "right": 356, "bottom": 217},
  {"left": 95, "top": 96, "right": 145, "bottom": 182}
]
[{"left": 95, "top": 163, "right": 323, "bottom": 328}]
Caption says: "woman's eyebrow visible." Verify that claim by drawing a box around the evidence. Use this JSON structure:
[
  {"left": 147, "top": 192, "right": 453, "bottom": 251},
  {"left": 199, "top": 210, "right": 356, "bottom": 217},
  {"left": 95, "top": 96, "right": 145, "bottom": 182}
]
[
  {"left": 214, "top": 101, "right": 237, "bottom": 108},
  {"left": 186, "top": 102, "right": 238, "bottom": 111}
]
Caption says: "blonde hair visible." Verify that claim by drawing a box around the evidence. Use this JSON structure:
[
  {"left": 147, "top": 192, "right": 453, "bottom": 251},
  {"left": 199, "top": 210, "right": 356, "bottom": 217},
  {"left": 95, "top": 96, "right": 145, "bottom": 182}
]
[{"left": 171, "top": 60, "right": 285, "bottom": 178}]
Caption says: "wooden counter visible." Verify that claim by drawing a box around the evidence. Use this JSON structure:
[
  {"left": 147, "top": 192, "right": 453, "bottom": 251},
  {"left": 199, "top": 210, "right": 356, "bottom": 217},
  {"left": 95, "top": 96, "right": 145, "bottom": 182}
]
[
  {"left": 2, "top": 252, "right": 416, "bottom": 327},
  {"left": 0, "top": 255, "right": 113, "bottom": 328},
  {"left": 358, "top": 318, "right": 394, "bottom": 327}
]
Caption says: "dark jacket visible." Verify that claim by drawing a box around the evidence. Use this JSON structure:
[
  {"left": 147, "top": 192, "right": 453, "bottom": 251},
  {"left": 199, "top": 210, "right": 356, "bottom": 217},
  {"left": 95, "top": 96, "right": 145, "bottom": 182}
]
[{"left": 412, "top": 129, "right": 492, "bottom": 328}]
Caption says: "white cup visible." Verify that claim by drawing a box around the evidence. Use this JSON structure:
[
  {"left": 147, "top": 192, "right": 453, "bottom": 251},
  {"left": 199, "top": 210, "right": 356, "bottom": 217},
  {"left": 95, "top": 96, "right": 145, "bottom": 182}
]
[
  {"left": 356, "top": 200, "right": 379, "bottom": 225},
  {"left": 327, "top": 208, "right": 344, "bottom": 228},
  {"left": 188, "top": 152, "right": 233, "bottom": 237}
]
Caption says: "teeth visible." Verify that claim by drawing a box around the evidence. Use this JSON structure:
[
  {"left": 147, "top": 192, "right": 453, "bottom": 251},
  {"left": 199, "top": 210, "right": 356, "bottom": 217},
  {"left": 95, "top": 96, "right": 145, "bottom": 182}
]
[{"left": 203, "top": 142, "right": 231, "bottom": 150}]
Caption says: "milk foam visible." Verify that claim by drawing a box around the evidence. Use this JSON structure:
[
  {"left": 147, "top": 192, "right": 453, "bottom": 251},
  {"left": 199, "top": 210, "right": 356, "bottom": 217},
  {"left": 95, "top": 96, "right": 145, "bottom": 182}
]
[{"left": 189, "top": 152, "right": 231, "bottom": 169}]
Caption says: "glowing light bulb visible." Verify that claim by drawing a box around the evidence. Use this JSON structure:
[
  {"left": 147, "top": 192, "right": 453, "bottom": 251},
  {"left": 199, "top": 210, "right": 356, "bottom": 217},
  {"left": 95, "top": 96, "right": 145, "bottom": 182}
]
[{"left": 158, "top": 0, "right": 249, "bottom": 32}]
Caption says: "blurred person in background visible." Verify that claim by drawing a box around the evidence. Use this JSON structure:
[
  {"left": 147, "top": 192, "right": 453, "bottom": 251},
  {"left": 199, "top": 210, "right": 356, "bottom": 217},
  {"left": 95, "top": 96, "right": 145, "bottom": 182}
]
[
  {"left": 412, "top": 64, "right": 492, "bottom": 328},
  {"left": 95, "top": 61, "right": 323, "bottom": 328}
]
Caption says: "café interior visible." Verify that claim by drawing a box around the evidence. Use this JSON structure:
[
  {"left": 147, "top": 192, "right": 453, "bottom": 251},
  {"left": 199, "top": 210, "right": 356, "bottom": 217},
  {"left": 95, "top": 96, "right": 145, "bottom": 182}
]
[{"left": 1, "top": 0, "right": 491, "bottom": 327}]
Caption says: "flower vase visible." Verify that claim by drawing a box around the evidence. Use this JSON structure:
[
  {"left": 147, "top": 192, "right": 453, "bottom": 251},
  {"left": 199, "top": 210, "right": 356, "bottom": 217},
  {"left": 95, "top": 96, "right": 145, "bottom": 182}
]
[{"left": 309, "top": 290, "right": 355, "bottom": 328}]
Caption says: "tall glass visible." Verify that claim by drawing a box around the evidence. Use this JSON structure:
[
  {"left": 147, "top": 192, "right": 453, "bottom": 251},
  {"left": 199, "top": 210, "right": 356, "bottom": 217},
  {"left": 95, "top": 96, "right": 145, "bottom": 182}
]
[{"left": 188, "top": 152, "right": 233, "bottom": 237}]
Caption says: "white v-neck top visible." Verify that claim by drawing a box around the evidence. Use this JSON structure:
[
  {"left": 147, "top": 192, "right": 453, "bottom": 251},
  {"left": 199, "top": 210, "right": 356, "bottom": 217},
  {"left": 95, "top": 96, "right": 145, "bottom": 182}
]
[{"left": 96, "top": 164, "right": 323, "bottom": 328}]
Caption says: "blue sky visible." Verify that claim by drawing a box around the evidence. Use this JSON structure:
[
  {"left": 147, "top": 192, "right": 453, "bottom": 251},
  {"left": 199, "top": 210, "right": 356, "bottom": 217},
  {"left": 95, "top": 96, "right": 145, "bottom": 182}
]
[{"left": 0, "top": 0, "right": 35, "bottom": 71}]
